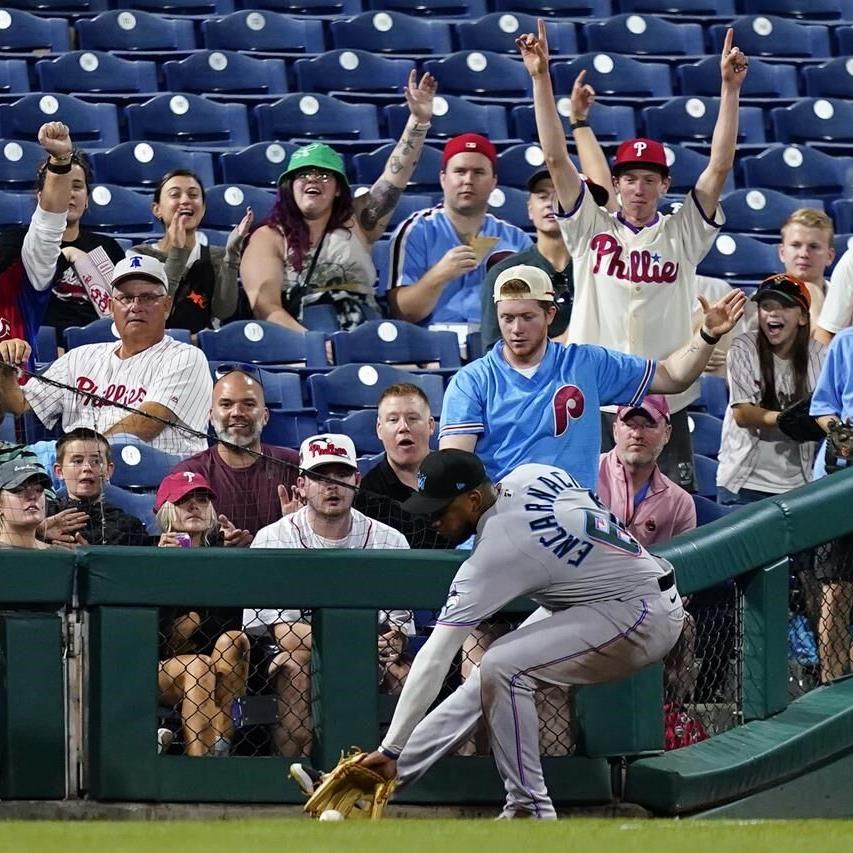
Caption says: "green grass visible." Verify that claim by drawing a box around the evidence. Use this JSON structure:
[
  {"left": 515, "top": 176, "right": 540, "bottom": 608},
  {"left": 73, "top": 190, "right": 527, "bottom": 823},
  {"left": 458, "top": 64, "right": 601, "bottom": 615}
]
[{"left": 0, "top": 818, "right": 851, "bottom": 853}]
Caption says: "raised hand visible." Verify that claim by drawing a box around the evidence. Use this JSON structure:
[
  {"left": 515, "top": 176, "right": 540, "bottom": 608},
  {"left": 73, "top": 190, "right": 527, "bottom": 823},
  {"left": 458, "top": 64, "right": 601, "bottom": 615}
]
[
  {"left": 40, "top": 509, "right": 89, "bottom": 547},
  {"left": 218, "top": 513, "right": 252, "bottom": 547},
  {"left": 698, "top": 289, "right": 747, "bottom": 339},
  {"left": 516, "top": 18, "right": 550, "bottom": 78},
  {"left": 278, "top": 483, "right": 303, "bottom": 517},
  {"left": 434, "top": 245, "right": 478, "bottom": 283},
  {"left": 404, "top": 70, "right": 437, "bottom": 124},
  {"left": 163, "top": 208, "right": 189, "bottom": 251},
  {"left": 570, "top": 69, "right": 596, "bottom": 122},
  {"left": 0, "top": 338, "right": 32, "bottom": 370},
  {"left": 226, "top": 207, "right": 254, "bottom": 257},
  {"left": 37, "top": 121, "right": 72, "bottom": 161},
  {"left": 720, "top": 28, "right": 749, "bottom": 89}
]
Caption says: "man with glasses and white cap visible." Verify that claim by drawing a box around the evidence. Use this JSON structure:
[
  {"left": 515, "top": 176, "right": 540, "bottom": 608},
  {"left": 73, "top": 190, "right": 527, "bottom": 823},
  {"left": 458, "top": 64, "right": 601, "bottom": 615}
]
[{"left": 0, "top": 254, "right": 211, "bottom": 455}]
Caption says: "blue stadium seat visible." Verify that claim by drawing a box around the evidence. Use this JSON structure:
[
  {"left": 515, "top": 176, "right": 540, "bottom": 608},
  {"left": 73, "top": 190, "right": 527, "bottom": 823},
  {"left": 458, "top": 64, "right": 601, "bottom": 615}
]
[
  {"left": 373, "top": 237, "right": 391, "bottom": 295},
  {"left": 495, "top": 144, "right": 547, "bottom": 189},
  {"left": 203, "top": 11, "right": 324, "bottom": 54},
  {"left": 295, "top": 51, "right": 414, "bottom": 95},
  {"left": 301, "top": 304, "right": 339, "bottom": 333},
  {"left": 102, "top": 482, "right": 157, "bottom": 532},
  {"left": 740, "top": 145, "right": 853, "bottom": 202},
  {"left": 108, "top": 437, "right": 182, "bottom": 492},
  {"left": 771, "top": 99, "right": 853, "bottom": 149},
  {"left": 76, "top": 10, "right": 196, "bottom": 53},
  {"left": 583, "top": 15, "right": 704, "bottom": 57},
  {"left": 325, "top": 409, "right": 384, "bottom": 455},
  {"left": 365, "top": 0, "right": 487, "bottom": 17},
  {"left": 697, "top": 374, "right": 729, "bottom": 421},
  {"left": 513, "top": 101, "right": 635, "bottom": 144},
  {"left": 664, "top": 144, "right": 735, "bottom": 195},
  {"left": 688, "top": 412, "right": 723, "bottom": 459},
  {"left": 553, "top": 54, "right": 672, "bottom": 99},
  {"left": 466, "top": 331, "right": 482, "bottom": 361},
  {"left": 65, "top": 318, "right": 192, "bottom": 349},
  {"left": 839, "top": 27, "right": 853, "bottom": 56},
  {"left": 220, "top": 142, "right": 296, "bottom": 188},
  {"left": 243, "top": 0, "right": 362, "bottom": 13},
  {"left": 330, "top": 10, "right": 453, "bottom": 54},
  {"left": 208, "top": 361, "right": 306, "bottom": 410},
  {"left": 708, "top": 17, "right": 831, "bottom": 59},
  {"left": 353, "top": 143, "right": 442, "bottom": 191},
  {"left": 385, "top": 95, "right": 510, "bottom": 142},
  {"left": 693, "top": 453, "right": 718, "bottom": 499},
  {"left": 164, "top": 51, "right": 288, "bottom": 97},
  {"left": 90, "top": 142, "right": 216, "bottom": 191},
  {"left": 202, "top": 184, "right": 276, "bottom": 232},
  {"left": 741, "top": 0, "right": 853, "bottom": 20},
  {"left": 618, "top": 0, "right": 734, "bottom": 12},
  {"left": 355, "top": 189, "right": 431, "bottom": 230},
  {"left": 832, "top": 199, "right": 853, "bottom": 235},
  {"left": 642, "top": 98, "right": 765, "bottom": 146},
  {"left": 0, "top": 10, "right": 71, "bottom": 53},
  {"left": 197, "top": 320, "right": 327, "bottom": 367},
  {"left": 35, "top": 325, "right": 58, "bottom": 365},
  {"left": 693, "top": 493, "right": 733, "bottom": 527},
  {"left": 678, "top": 56, "right": 798, "bottom": 100},
  {"left": 423, "top": 52, "right": 531, "bottom": 99},
  {"left": 0, "top": 139, "right": 45, "bottom": 191},
  {"left": 487, "top": 186, "right": 531, "bottom": 231},
  {"left": 0, "top": 189, "right": 36, "bottom": 226},
  {"left": 722, "top": 188, "right": 825, "bottom": 235},
  {"left": 255, "top": 95, "right": 382, "bottom": 143},
  {"left": 0, "top": 95, "right": 119, "bottom": 148},
  {"left": 127, "top": 94, "right": 251, "bottom": 148},
  {"left": 494, "top": 0, "right": 611, "bottom": 15},
  {"left": 0, "top": 413, "right": 15, "bottom": 444},
  {"left": 261, "top": 410, "right": 318, "bottom": 449},
  {"left": 308, "top": 363, "right": 444, "bottom": 421},
  {"left": 80, "top": 184, "right": 158, "bottom": 235},
  {"left": 803, "top": 59, "right": 853, "bottom": 100},
  {"left": 122, "top": 0, "right": 234, "bottom": 12},
  {"left": 0, "top": 59, "right": 29, "bottom": 95},
  {"left": 36, "top": 52, "right": 158, "bottom": 96},
  {"left": 833, "top": 235, "right": 853, "bottom": 269},
  {"left": 455, "top": 13, "right": 577, "bottom": 55},
  {"left": 331, "top": 319, "right": 461, "bottom": 368},
  {"left": 697, "top": 233, "right": 784, "bottom": 283}
]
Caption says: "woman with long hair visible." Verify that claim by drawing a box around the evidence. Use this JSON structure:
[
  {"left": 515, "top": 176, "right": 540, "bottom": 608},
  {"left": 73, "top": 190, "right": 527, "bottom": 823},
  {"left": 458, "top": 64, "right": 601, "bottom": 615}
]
[
  {"left": 154, "top": 472, "right": 250, "bottom": 756},
  {"left": 240, "top": 71, "right": 436, "bottom": 333},
  {"left": 0, "top": 459, "right": 53, "bottom": 550}
]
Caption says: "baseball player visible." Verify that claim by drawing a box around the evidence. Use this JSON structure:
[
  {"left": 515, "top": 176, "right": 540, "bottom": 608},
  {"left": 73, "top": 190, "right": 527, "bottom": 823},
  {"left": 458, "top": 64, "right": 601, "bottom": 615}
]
[
  {"left": 518, "top": 22, "right": 749, "bottom": 490},
  {"left": 352, "top": 449, "right": 684, "bottom": 819}
]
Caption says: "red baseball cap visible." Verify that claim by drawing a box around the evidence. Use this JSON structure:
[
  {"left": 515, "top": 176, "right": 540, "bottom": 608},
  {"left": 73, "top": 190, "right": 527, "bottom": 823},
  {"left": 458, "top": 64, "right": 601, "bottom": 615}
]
[
  {"left": 613, "top": 138, "right": 669, "bottom": 177},
  {"left": 442, "top": 133, "right": 497, "bottom": 170},
  {"left": 751, "top": 273, "right": 811, "bottom": 313},
  {"left": 154, "top": 471, "right": 217, "bottom": 511},
  {"left": 617, "top": 395, "right": 671, "bottom": 425}
]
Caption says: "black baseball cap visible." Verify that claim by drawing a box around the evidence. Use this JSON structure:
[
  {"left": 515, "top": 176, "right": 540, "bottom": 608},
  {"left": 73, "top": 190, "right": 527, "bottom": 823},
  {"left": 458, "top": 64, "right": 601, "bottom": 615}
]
[
  {"left": 0, "top": 458, "right": 52, "bottom": 491},
  {"left": 751, "top": 273, "right": 811, "bottom": 313},
  {"left": 400, "top": 449, "right": 487, "bottom": 517},
  {"left": 526, "top": 168, "right": 609, "bottom": 207}
]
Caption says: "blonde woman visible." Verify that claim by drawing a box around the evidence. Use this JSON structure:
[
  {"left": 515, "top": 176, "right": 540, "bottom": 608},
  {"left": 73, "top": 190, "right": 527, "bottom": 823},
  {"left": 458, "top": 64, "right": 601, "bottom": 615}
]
[{"left": 0, "top": 459, "right": 53, "bottom": 550}]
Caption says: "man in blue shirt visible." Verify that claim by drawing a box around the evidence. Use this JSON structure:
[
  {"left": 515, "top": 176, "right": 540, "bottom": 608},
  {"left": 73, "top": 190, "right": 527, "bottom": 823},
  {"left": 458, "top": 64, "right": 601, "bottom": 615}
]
[
  {"left": 439, "top": 264, "right": 745, "bottom": 487},
  {"left": 386, "top": 133, "right": 531, "bottom": 326}
]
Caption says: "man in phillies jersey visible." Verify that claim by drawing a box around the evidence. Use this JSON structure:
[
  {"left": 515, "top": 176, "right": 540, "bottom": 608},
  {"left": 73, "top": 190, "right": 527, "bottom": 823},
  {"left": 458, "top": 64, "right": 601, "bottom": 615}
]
[
  {"left": 519, "top": 22, "right": 749, "bottom": 490},
  {"left": 439, "top": 265, "right": 744, "bottom": 488}
]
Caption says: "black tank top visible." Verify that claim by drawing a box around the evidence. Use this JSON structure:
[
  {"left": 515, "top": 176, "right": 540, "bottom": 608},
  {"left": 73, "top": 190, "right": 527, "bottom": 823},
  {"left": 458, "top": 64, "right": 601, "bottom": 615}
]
[{"left": 167, "top": 244, "right": 215, "bottom": 333}]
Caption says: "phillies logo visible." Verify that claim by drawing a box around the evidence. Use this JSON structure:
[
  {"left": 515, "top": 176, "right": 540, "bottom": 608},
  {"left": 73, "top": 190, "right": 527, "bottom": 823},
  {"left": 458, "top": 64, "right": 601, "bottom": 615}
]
[
  {"left": 553, "top": 385, "right": 585, "bottom": 436},
  {"left": 308, "top": 440, "right": 348, "bottom": 459},
  {"left": 590, "top": 235, "right": 678, "bottom": 284},
  {"left": 633, "top": 141, "right": 647, "bottom": 158}
]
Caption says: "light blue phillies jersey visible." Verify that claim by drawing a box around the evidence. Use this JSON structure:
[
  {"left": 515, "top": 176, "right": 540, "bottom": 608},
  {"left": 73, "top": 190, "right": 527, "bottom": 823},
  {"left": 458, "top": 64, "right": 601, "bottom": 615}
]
[{"left": 439, "top": 340, "right": 655, "bottom": 487}]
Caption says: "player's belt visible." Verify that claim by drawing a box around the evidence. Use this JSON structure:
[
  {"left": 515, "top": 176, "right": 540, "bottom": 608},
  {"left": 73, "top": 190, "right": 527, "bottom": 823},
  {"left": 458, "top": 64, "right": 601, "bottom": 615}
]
[{"left": 657, "top": 572, "right": 675, "bottom": 592}]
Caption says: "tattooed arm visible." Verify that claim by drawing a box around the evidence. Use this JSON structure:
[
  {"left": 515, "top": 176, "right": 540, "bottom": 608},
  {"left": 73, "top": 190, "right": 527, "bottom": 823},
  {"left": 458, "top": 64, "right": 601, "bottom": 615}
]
[{"left": 355, "top": 71, "right": 437, "bottom": 244}]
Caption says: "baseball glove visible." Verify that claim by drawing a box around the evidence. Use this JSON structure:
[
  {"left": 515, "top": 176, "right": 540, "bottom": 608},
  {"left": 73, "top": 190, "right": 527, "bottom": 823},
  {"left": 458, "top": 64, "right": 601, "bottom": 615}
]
[
  {"left": 825, "top": 419, "right": 853, "bottom": 474},
  {"left": 304, "top": 749, "right": 396, "bottom": 820},
  {"left": 777, "top": 396, "right": 825, "bottom": 443}
]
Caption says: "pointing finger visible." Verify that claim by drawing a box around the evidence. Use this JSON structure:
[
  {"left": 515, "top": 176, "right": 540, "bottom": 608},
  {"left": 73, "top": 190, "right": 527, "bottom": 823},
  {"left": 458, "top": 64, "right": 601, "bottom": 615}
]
[
  {"left": 574, "top": 69, "right": 587, "bottom": 87},
  {"left": 722, "top": 27, "right": 733, "bottom": 56}
]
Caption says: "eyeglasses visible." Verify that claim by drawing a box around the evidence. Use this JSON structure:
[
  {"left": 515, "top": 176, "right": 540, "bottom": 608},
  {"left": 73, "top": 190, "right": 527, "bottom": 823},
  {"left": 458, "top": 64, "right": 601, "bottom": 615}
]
[
  {"left": 213, "top": 362, "right": 265, "bottom": 387},
  {"left": 112, "top": 292, "right": 166, "bottom": 308},
  {"left": 292, "top": 168, "right": 335, "bottom": 183}
]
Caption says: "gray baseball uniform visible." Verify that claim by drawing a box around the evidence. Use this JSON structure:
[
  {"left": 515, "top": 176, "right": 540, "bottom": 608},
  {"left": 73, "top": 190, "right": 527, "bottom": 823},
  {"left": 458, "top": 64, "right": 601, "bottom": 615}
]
[{"left": 380, "top": 462, "right": 684, "bottom": 819}]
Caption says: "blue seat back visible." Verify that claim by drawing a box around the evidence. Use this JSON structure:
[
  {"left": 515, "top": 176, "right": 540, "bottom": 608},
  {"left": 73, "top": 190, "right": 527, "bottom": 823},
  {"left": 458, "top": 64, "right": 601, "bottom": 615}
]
[
  {"left": 0, "top": 94, "right": 119, "bottom": 148},
  {"left": 0, "top": 9, "right": 70, "bottom": 53},
  {"left": 583, "top": 15, "right": 705, "bottom": 56},
  {"left": 771, "top": 98, "right": 853, "bottom": 145},
  {"left": 553, "top": 54, "right": 672, "bottom": 98},
  {"left": 108, "top": 437, "right": 182, "bottom": 491},
  {"left": 65, "top": 319, "right": 192, "bottom": 350},
  {"left": 202, "top": 184, "right": 277, "bottom": 232},
  {"left": 164, "top": 51, "right": 288, "bottom": 96},
  {"left": 740, "top": 144, "right": 853, "bottom": 201},
  {"left": 90, "top": 142, "right": 215, "bottom": 190},
  {"left": 678, "top": 56, "right": 798, "bottom": 100},
  {"left": 197, "top": 320, "right": 327, "bottom": 367},
  {"left": 0, "top": 139, "right": 44, "bottom": 191},
  {"left": 325, "top": 409, "right": 383, "bottom": 456},
  {"left": 487, "top": 185, "right": 531, "bottom": 231},
  {"left": 103, "top": 482, "right": 157, "bottom": 533},
  {"left": 331, "top": 320, "right": 461, "bottom": 369},
  {"left": 255, "top": 95, "right": 381, "bottom": 142},
  {"left": 220, "top": 142, "right": 297, "bottom": 188},
  {"left": 692, "top": 493, "right": 734, "bottom": 527},
  {"left": 330, "top": 10, "right": 453, "bottom": 54},
  {"left": 76, "top": 10, "right": 196, "bottom": 52},
  {"left": 0, "top": 189, "right": 35, "bottom": 226},
  {"left": 643, "top": 98, "right": 765, "bottom": 146},
  {"left": 385, "top": 95, "right": 509, "bottom": 141},
  {"left": 423, "top": 52, "right": 532, "bottom": 98},
  {"left": 494, "top": 0, "right": 611, "bottom": 14},
  {"left": 295, "top": 51, "right": 414, "bottom": 95},
  {"left": 618, "top": 0, "right": 733, "bottom": 12},
  {"left": 353, "top": 143, "right": 442, "bottom": 191},
  {"left": 368, "top": 0, "right": 487, "bottom": 17},
  {"left": 697, "top": 233, "right": 784, "bottom": 282},
  {"left": 203, "top": 11, "right": 325, "bottom": 53},
  {"left": 456, "top": 13, "right": 577, "bottom": 55},
  {"left": 665, "top": 144, "right": 735, "bottom": 196},
  {"left": 0, "top": 59, "right": 29, "bottom": 95},
  {"left": 688, "top": 412, "right": 723, "bottom": 459},
  {"left": 513, "top": 101, "right": 635, "bottom": 143},
  {"left": 80, "top": 184, "right": 158, "bottom": 234},
  {"left": 261, "top": 410, "right": 319, "bottom": 450},
  {"left": 708, "top": 17, "right": 831, "bottom": 59},
  {"left": 721, "top": 188, "right": 824, "bottom": 235},
  {"left": 698, "top": 374, "right": 729, "bottom": 421},
  {"left": 692, "top": 453, "right": 718, "bottom": 499},
  {"left": 804, "top": 58, "right": 853, "bottom": 99},
  {"left": 36, "top": 52, "right": 158, "bottom": 96}
]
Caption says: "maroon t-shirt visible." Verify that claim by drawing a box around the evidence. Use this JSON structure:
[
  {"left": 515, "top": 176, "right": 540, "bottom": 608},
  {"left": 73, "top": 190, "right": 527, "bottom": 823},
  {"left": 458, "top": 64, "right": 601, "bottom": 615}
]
[{"left": 170, "top": 444, "right": 299, "bottom": 535}]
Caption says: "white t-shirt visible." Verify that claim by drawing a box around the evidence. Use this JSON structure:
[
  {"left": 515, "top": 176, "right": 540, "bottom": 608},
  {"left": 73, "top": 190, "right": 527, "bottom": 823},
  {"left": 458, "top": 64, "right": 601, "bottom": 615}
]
[
  {"left": 243, "top": 505, "right": 413, "bottom": 634},
  {"left": 24, "top": 335, "right": 212, "bottom": 455},
  {"left": 818, "top": 247, "right": 853, "bottom": 335},
  {"left": 558, "top": 187, "right": 722, "bottom": 412}
]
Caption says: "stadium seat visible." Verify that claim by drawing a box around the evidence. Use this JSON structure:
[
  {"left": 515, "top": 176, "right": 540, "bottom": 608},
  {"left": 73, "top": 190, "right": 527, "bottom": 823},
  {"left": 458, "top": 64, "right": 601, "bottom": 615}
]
[
  {"left": 365, "top": 0, "right": 487, "bottom": 17},
  {"left": 35, "top": 325, "right": 58, "bottom": 365},
  {"left": 244, "top": 0, "right": 362, "bottom": 13},
  {"left": 330, "top": 11, "right": 453, "bottom": 55},
  {"left": 355, "top": 190, "right": 432, "bottom": 230},
  {"left": 697, "top": 374, "right": 729, "bottom": 421},
  {"left": 839, "top": 27, "right": 853, "bottom": 56},
  {"left": 832, "top": 199, "right": 853, "bottom": 235},
  {"left": 164, "top": 51, "right": 288, "bottom": 97},
  {"left": 721, "top": 189, "right": 824, "bottom": 236},
  {"left": 803, "top": 59, "right": 853, "bottom": 100},
  {"left": 0, "top": 189, "right": 36, "bottom": 227},
  {"left": 0, "top": 59, "right": 29, "bottom": 95},
  {"left": 80, "top": 184, "right": 158, "bottom": 236},
  {"left": 308, "top": 364, "right": 444, "bottom": 421},
  {"left": 771, "top": 99, "right": 853, "bottom": 149},
  {"left": 220, "top": 142, "right": 296, "bottom": 188},
  {"left": 295, "top": 51, "right": 414, "bottom": 95},
  {"left": 678, "top": 56, "right": 798, "bottom": 100},
  {"left": 688, "top": 412, "right": 723, "bottom": 459},
  {"left": 833, "top": 234, "right": 853, "bottom": 267},
  {"left": 202, "top": 184, "right": 276, "bottom": 232},
  {"left": 693, "top": 493, "right": 734, "bottom": 527},
  {"left": 385, "top": 95, "right": 510, "bottom": 142},
  {"left": 494, "top": 0, "right": 611, "bottom": 15},
  {"left": 0, "top": 413, "right": 15, "bottom": 444},
  {"left": 197, "top": 320, "right": 327, "bottom": 368},
  {"left": 203, "top": 11, "right": 324, "bottom": 54},
  {"left": 207, "top": 362, "right": 306, "bottom": 410},
  {"left": 697, "top": 233, "right": 784, "bottom": 283},
  {"left": 708, "top": 17, "right": 831, "bottom": 59},
  {"left": 423, "top": 52, "right": 532, "bottom": 99},
  {"left": 618, "top": 0, "right": 734, "bottom": 12},
  {"left": 126, "top": 94, "right": 251, "bottom": 148},
  {"left": 36, "top": 52, "right": 158, "bottom": 96},
  {"left": 455, "top": 13, "right": 578, "bottom": 55},
  {"left": 90, "top": 142, "right": 216, "bottom": 191},
  {"left": 331, "top": 319, "right": 461, "bottom": 369},
  {"left": 0, "top": 9, "right": 71, "bottom": 54},
  {"left": 487, "top": 186, "right": 531, "bottom": 231},
  {"left": 0, "top": 139, "right": 45, "bottom": 191},
  {"left": 494, "top": 144, "right": 546, "bottom": 189},
  {"left": 583, "top": 15, "right": 704, "bottom": 57},
  {"left": 741, "top": 0, "right": 853, "bottom": 20},
  {"left": 261, "top": 410, "right": 319, "bottom": 449},
  {"left": 0, "top": 95, "right": 119, "bottom": 148},
  {"left": 357, "top": 451, "right": 385, "bottom": 476},
  {"left": 325, "top": 409, "right": 384, "bottom": 455},
  {"left": 255, "top": 95, "right": 382, "bottom": 143},
  {"left": 692, "top": 453, "right": 718, "bottom": 500},
  {"left": 513, "top": 101, "right": 635, "bottom": 144},
  {"left": 642, "top": 98, "right": 765, "bottom": 146},
  {"left": 664, "top": 144, "right": 735, "bottom": 196},
  {"left": 76, "top": 10, "right": 196, "bottom": 53},
  {"left": 65, "top": 318, "right": 192, "bottom": 350},
  {"left": 740, "top": 144, "right": 853, "bottom": 202},
  {"left": 108, "top": 437, "right": 182, "bottom": 492},
  {"left": 353, "top": 143, "right": 442, "bottom": 191},
  {"left": 553, "top": 54, "right": 672, "bottom": 99},
  {"left": 122, "top": 0, "right": 234, "bottom": 12}
]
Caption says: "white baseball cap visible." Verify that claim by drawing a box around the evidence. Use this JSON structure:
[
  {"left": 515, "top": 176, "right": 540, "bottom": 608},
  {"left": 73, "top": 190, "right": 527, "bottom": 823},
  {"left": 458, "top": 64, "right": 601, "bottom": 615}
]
[
  {"left": 493, "top": 264, "right": 555, "bottom": 303},
  {"left": 299, "top": 433, "right": 358, "bottom": 472},
  {"left": 110, "top": 254, "right": 169, "bottom": 291}
]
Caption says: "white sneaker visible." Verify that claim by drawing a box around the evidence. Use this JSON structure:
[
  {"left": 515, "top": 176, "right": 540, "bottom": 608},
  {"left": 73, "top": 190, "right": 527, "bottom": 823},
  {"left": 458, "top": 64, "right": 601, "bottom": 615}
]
[
  {"left": 157, "top": 728, "right": 174, "bottom": 755},
  {"left": 212, "top": 736, "right": 232, "bottom": 757}
]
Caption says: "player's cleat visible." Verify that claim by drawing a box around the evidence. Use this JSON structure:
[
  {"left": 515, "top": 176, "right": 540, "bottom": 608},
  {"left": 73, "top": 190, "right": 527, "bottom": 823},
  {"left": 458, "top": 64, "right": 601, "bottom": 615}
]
[{"left": 290, "top": 762, "right": 324, "bottom": 797}]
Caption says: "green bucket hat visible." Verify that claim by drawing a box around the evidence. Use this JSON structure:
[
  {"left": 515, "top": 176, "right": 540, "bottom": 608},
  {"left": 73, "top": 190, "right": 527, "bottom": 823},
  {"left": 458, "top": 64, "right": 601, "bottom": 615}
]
[{"left": 278, "top": 143, "right": 348, "bottom": 187}]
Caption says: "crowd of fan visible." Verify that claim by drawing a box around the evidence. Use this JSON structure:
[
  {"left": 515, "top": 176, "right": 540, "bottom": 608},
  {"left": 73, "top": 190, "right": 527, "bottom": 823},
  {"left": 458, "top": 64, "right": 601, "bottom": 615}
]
[{"left": 1, "top": 26, "right": 852, "bottom": 757}]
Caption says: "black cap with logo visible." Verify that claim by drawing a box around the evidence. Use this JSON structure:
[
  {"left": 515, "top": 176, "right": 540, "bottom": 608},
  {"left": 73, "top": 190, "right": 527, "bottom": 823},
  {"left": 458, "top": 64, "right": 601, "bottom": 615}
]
[{"left": 400, "top": 450, "right": 487, "bottom": 517}]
